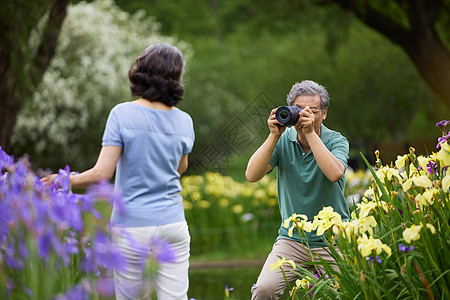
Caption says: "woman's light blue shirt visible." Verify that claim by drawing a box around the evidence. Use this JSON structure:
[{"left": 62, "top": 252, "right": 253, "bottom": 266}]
[{"left": 102, "top": 102, "right": 195, "bottom": 227}]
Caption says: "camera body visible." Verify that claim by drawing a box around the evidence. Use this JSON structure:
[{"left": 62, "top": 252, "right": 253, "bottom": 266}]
[{"left": 275, "top": 106, "right": 302, "bottom": 126}]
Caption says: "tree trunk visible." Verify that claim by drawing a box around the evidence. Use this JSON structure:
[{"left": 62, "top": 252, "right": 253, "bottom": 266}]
[
  {"left": 0, "top": 70, "right": 19, "bottom": 154},
  {"left": 401, "top": 31, "right": 450, "bottom": 107},
  {"left": 0, "top": 0, "right": 69, "bottom": 153}
]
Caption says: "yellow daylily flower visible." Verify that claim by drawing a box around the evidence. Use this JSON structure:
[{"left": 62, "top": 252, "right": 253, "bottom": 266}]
[
  {"left": 438, "top": 142, "right": 450, "bottom": 166},
  {"left": 334, "top": 217, "right": 377, "bottom": 240},
  {"left": 395, "top": 154, "right": 409, "bottom": 169},
  {"left": 387, "top": 168, "right": 402, "bottom": 182},
  {"left": 284, "top": 214, "right": 313, "bottom": 237},
  {"left": 417, "top": 155, "right": 431, "bottom": 173},
  {"left": 376, "top": 166, "right": 402, "bottom": 183},
  {"left": 357, "top": 234, "right": 392, "bottom": 257},
  {"left": 426, "top": 223, "right": 436, "bottom": 234},
  {"left": 412, "top": 175, "right": 433, "bottom": 188},
  {"left": 403, "top": 223, "right": 423, "bottom": 244},
  {"left": 402, "top": 179, "right": 413, "bottom": 191},
  {"left": 269, "top": 257, "right": 296, "bottom": 271},
  {"left": 357, "top": 216, "right": 378, "bottom": 236},
  {"left": 415, "top": 189, "right": 436, "bottom": 210},
  {"left": 408, "top": 163, "right": 420, "bottom": 177},
  {"left": 219, "top": 198, "right": 229, "bottom": 207},
  {"left": 442, "top": 174, "right": 450, "bottom": 192},
  {"left": 232, "top": 204, "right": 243, "bottom": 214},
  {"left": 312, "top": 207, "right": 342, "bottom": 236},
  {"left": 357, "top": 200, "right": 389, "bottom": 218},
  {"left": 288, "top": 225, "right": 295, "bottom": 238},
  {"left": 183, "top": 200, "right": 193, "bottom": 210},
  {"left": 284, "top": 213, "right": 308, "bottom": 229},
  {"left": 196, "top": 200, "right": 211, "bottom": 209},
  {"left": 363, "top": 188, "right": 375, "bottom": 200},
  {"left": 301, "top": 220, "right": 314, "bottom": 233},
  {"left": 296, "top": 277, "right": 311, "bottom": 289},
  {"left": 190, "top": 191, "right": 202, "bottom": 201},
  {"left": 402, "top": 175, "right": 432, "bottom": 192}
]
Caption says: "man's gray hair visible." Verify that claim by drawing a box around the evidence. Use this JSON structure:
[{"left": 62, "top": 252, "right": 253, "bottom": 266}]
[{"left": 286, "top": 80, "right": 330, "bottom": 111}]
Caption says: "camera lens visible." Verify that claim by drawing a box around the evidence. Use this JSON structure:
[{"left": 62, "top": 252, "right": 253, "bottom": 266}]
[
  {"left": 275, "top": 106, "right": 301, "bottom": 126},
  {"left": 280, "top": 110, "right": 289, "bottom": 119}
]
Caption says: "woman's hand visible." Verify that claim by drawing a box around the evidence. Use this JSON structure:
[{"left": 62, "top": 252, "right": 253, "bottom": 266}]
[{"left": 41, "top": 173, "right": 58, "bottom": 185}]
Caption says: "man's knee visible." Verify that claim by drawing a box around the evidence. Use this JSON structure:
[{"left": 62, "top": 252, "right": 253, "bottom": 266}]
[{"left": 251, "top": 281, "right": 284, "bottom": 300}]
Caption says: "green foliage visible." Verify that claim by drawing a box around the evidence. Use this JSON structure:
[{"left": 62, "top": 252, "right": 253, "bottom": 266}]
[
  {"left": 10, "top": 0, "right": 448, "bottom": 177},
  {"left": 11, "top": 0, "right": 191, "bottom": 172},
  {"left": 276, "top": 126, "right": 450, "bottom": 299}
]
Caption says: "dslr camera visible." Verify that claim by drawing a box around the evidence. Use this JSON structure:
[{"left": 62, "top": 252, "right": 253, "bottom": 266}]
[{"left": 275, "top": 106, "right": 302, "bottom": 126}]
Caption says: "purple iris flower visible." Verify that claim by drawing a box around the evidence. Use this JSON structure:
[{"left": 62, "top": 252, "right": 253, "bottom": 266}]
[
  {"left": 10, "top": 161, "right": 27, "bottom": 194},
  {"left": 19, "top": 237, "right": 29, "bottom": 259},
  {"left": 61, "top": 166, "right": 71, "bottom": 189},
  {"left": 307, "top": 270, "right": 322, "bottom": 298},
  {"left": 84, "top": 230, "right": 127, "bottom": 272},
  {"left": 150, "top": 237, "right": 176, "bottom": 264},
  {"left": 436, "top": 133, "right": 450, "bottom": 148},
  {"left": 54, "top": 285, "right": 89, "bottom": 300},
  {"left": 2, "top": 148, "right": 129, "bottom": 299},
  {"left": 225, "top": 284, "right": 234, "bottom": 292},
  {"left": 52, "top": 235, "right": 70, "bottom": 266},
  {"left": 427, "top": 161, "right": 438, "bottom": 175},
  {"left": 436, "top": 120, "right": 449, "bottom": 132},
  {"left": 7, "top": 278, "right": 14, "bottom": 295},
  {"left": 86, "top": 180, "right": 125, "bottom": 214},
  {"left": 37, "top": 230, "right": 52, "bottom": 261},
  {"left": 64, "top": 231, "right": 80, "bottom": 255},
  {"left": 6, "top": 243, "right": 24, "bottom": 269},
  {"left": 399, "top": 243, "right": 414, "bottom": 253},
  {"left": 93, "top": 277, "right": 115, "bottom": 297},
  {"left": 366, "top": 256, "right": 383, "bottom": 264},
  {"left": 0, "top": 146, "right": 12, "bottom": 170},
  {"left": 77, "top": 194, "right": 102, "bottom": 219}
]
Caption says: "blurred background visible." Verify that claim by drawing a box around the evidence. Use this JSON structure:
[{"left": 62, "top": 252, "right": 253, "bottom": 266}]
[
  {"left": 2, "top": 0, "right": 449, "bottom": 177},
  {"left": 1, "top": 0, "right": 450, "bottom": 298}
]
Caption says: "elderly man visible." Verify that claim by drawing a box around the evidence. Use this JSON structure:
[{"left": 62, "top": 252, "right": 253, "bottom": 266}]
[{"left": 246, "top": 80, "right": 350, "bottom": 299}]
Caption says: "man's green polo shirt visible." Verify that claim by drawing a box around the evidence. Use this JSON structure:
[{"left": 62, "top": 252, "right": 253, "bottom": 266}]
[{"left": 269, "top": 125, "right": 350, "bottom": 248}]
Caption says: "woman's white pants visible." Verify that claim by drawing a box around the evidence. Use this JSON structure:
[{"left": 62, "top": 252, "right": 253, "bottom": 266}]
[{"left": 112, "top": 221, "right": 190, "bottom": 299}]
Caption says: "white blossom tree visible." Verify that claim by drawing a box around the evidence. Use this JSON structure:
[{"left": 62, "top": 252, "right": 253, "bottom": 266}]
[{"left": 12, "top": 0, "right": 192, "bottom": 171}]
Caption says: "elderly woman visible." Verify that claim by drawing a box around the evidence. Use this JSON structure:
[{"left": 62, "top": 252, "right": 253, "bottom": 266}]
[{"left": 44, "top": 43, "right": 194, "bottom": 299}]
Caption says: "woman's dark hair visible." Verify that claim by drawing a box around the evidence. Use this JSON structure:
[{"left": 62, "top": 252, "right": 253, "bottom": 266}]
[{"left": 129, "top": 43, "right": 185, "bottom": 106}]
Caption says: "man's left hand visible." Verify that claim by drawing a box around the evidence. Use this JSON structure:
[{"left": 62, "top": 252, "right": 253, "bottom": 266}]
[{"left": 296, "top": 106, "right": 315, "bottom": 135}]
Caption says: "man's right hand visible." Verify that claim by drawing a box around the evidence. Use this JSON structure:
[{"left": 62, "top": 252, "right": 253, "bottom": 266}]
[{"left": 268, "top": 108, "right": 286, "bottom": 136}]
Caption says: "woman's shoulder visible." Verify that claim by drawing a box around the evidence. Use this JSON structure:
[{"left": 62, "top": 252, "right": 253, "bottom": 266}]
[{"left": 110, "top": 101, "right": 134, "bottom": 113}]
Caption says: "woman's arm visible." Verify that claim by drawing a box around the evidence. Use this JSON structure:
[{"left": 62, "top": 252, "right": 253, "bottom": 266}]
[
  {"left": 42, "top": 145, "right": 122, "bottom": 189},
  {"left": 177, "top": 154, "right": 189, "bottom": 175},
  {"left": 70, "top": 145, "right": 122, "bottom": 188}
]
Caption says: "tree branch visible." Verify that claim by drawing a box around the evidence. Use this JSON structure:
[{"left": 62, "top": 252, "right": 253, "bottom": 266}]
[
  {"left": 31, "top": 0, "right": 69, "bottom": 86},
  {"left": 332, "top": 0, "right": 413, "bottom": 46}
]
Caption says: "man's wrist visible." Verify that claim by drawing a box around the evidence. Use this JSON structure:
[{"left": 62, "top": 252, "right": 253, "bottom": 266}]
[{"left": 304, "top": 131, "right": 318, "bottom": 139}]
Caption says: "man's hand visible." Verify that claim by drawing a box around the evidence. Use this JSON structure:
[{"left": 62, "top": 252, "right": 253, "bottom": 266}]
[
  {"left": 268, "top": 108, "right": 286, "bottom": 136},
  {"left": 296, "top": 106, "right": 315, "bottom": 136}
]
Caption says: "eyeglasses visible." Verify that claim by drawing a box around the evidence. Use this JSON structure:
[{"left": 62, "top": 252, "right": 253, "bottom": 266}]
[{"left": 293, "top": 105, "right": 323, "bottom": 115}]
